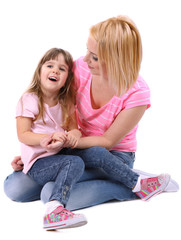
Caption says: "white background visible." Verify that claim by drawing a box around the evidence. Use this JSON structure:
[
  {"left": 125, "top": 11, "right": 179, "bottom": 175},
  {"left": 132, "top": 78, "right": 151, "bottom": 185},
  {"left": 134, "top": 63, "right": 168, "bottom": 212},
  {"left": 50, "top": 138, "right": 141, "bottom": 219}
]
[{"left": 0, "top": 0, "right": 180, "bottom": 239}]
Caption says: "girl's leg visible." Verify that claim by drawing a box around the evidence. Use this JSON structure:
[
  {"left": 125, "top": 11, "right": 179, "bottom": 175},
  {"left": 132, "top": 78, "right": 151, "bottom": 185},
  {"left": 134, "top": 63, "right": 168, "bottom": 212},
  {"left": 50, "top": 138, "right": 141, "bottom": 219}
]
[
  {"left": 133, "top": 169, "right": 179, "bottom": 192},
  {"left": 4, "top": 171, "right": 42, "bottom": 202},
  {"left": 28, "top": 154, "right": 85, "bottom": 206},
  {"left": 64, "top": 147, "right": 171, "bottom": 201},
  {"left": 28, "top": 154, "right": 87, "bottom": 230},
  {"left": 65, "top": 147, "right": 139, "bottom": 189},
  {"left": 40, "top": 152, "right": 138, "bottom": 210}
]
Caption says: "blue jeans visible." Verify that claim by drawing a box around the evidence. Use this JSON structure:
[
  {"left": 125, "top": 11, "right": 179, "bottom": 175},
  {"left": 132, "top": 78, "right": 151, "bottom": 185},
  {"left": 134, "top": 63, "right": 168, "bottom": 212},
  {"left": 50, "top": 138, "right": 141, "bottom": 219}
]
[
  {"left": 62, "top": 147, "right": 139, "bottom": 188},
  {"left": 4, "top": 147, "right": 139, "bottom": 210},
  {"left": 27, "top": 154, "right": 84, "bottom": 206}
]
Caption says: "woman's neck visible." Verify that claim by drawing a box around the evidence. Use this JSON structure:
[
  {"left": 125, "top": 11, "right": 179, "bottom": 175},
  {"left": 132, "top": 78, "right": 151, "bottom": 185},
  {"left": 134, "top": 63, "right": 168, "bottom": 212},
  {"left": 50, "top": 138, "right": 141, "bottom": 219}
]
[{"left": 90, "top": 76, "right": 116, "bottom": 109}]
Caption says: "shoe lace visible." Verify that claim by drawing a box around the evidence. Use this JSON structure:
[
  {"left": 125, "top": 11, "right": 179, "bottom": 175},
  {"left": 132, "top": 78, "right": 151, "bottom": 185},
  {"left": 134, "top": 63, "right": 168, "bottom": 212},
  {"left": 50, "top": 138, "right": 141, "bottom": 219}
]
[{"left": 54, "top": 206, "right": 74, "bottom": 217}]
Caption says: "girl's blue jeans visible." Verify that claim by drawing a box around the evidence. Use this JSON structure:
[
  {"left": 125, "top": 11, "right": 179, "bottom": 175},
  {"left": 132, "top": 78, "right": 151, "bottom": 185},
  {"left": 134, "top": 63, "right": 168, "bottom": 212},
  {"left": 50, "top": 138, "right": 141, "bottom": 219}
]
[
  {"left": 27, "top": 154, "right": 85, "bottom": 206},
  {"left": 4, "top": 147, "right": 139, "bottom": 211}
]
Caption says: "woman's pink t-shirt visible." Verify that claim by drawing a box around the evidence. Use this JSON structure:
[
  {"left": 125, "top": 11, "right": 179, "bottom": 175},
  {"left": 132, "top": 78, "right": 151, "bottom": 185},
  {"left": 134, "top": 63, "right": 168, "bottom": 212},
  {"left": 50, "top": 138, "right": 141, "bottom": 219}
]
[
  {"left": 74, "top": 57, "right": 151, "bottom": 152},
  {"left": 16, "top": 93, "right": 64, "bottom": 174}
]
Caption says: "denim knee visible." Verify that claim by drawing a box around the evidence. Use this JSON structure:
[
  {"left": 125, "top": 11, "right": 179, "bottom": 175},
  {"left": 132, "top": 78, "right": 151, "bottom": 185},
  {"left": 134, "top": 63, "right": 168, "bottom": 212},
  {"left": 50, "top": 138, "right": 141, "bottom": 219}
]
[
  {"left": 65, "top": 156, "right": 85, "bottom": 182},
  {"left": 69, "top": 156, "right": 85, "bottom": 179},
  {"left": 85, "top": 146, "right": 111, "bottom": 167},
  {"left": 79, "top": 146, "right": 108, "bottom": 166},
  {"left": 84, "top": 146, "right": 107, "bottom": 154},
  {"left": 4, "top": 171, "right": 42, "bottom": 202}
]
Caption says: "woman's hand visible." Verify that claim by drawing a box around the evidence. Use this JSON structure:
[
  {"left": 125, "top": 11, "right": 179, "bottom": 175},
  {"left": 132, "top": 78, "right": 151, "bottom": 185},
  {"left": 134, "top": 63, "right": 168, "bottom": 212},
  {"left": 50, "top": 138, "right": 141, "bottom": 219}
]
[
  {"left": 64, "top": 129, "right": 82, "bottom": 148},
  {"left": 11, "top": 156, "right": 24, "bottom": 171}
]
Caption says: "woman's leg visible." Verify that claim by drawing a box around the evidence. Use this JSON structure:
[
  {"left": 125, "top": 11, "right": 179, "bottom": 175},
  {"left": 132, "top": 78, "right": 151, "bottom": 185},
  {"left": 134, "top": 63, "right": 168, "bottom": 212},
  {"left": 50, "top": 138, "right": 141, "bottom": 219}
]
[
  {"left": 5, "top": 167, "right": 177, "bottom": 208},
  {"left": 4, "top": 152, "right": 133, "bottom": 206},
  {"left": 4, "top": 171, "right": 42, "bottom": 202},
  {"left": 41, "top": 179, "right": 138, "bottom": 211}
]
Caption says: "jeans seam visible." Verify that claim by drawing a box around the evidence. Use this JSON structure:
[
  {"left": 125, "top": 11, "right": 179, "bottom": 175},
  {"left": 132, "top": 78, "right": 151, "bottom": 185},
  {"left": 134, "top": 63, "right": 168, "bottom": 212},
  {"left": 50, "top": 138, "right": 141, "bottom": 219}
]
[{"left": 50, "top": 160, "right": 72, "bottom": 205}]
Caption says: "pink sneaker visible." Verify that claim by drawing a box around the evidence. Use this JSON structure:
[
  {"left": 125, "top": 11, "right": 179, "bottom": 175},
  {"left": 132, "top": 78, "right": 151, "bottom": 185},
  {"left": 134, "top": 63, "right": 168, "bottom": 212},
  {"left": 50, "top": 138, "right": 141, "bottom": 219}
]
[
  {"left": 135, "top": 174, "right": 170, "bottom": 201},
  {"left": 43, "top": 206, "right": 87, "bottom": 230}
]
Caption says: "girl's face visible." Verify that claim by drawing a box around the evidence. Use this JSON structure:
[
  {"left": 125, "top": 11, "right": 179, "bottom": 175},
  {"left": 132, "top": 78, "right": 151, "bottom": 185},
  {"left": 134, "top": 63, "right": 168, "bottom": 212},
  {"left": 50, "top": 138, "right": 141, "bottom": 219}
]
[
  {"left": 83, "top": 36, "right": 101, "bottom": 76},
  {"left": 40, "top": 53, "right": 69, "bottom": 95}
]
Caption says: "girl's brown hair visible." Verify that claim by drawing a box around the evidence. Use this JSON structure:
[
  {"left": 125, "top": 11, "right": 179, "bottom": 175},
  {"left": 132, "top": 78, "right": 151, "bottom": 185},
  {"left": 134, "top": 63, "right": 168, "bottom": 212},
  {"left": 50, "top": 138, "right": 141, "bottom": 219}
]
[
  {"left": 26, "top": 48, "right": 75, "bottom": 129},
  {"left": 90, "top": 15, "right": 142, "bottom": 96}
]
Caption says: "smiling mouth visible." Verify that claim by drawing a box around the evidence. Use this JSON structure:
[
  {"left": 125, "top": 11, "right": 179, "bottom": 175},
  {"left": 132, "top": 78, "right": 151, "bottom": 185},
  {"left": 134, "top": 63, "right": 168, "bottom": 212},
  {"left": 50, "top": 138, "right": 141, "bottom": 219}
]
[
  {"left": 88, "top": 65, "right": 93, "bottom": 69},
  {"left": 49, "top": 77, "right": 57, "bottom": 82}
]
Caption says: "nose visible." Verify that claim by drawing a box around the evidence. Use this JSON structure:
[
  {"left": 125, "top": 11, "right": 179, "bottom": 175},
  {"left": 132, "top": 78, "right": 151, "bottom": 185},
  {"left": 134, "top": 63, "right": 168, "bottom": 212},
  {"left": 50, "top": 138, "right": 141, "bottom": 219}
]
[
  {"left": 52, "top": 66, "right": 60, "bottom": 74},
  {"left": 83, "top": 50, "right": 90, "bottom": 63}
]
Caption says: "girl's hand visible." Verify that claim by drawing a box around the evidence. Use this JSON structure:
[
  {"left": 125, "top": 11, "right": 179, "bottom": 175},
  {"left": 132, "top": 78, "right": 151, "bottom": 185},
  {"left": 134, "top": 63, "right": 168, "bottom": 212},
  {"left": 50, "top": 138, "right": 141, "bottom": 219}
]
[
  {"left": 46, "top": 141, "right": 65, "bottom": 152},
  {"left": 40, "top": 133, "right": 66, "bottom": 152},
  {"left": 64, "top": 129, "right": 82, "bottom": 148},
  {"left": 11, "top": 156, "right": 24, "bottom": 171},
  {"left": 40, "top": 134, "right": 53, "bottom": 148},
  {"left": 52, "top": 132, "right": 67, "bottom": 143}
]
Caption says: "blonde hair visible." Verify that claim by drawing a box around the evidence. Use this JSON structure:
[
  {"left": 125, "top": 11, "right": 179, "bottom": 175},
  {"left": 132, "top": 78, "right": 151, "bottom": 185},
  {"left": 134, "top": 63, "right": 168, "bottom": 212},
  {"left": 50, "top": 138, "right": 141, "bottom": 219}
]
[
  {"left": 90, "top": 15, "right": 142, "bottom": 96},
  {"left": 25, "top": 48, "right": 75, "bottom": 129}
]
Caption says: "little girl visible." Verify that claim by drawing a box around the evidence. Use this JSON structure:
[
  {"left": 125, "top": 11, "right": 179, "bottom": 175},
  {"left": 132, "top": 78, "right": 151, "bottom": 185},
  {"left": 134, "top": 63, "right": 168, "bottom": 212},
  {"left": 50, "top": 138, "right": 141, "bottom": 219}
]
[{"left": 16, "top": 48, "right": 87, "bottom": 230}]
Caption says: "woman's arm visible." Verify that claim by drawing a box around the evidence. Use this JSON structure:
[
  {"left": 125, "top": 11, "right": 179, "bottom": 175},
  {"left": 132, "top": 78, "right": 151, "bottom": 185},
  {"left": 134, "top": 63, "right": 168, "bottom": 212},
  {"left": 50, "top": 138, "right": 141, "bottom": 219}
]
[
  {"left": 77, "top": 105, "right": 147, "bottom": 149},
  {"left": 64, "top": 111, "right": 82, "bottom": 148},
  {"left": 16, "top": 116, "right": 49, "bottom": 146}
]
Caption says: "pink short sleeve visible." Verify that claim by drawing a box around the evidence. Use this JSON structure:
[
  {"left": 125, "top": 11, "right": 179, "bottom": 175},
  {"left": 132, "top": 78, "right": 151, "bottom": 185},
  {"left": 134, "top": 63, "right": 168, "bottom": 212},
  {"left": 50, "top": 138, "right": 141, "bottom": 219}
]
[
  {"left": 122, "top": 76, "right": 151, "bottom": 110},
  {"left": 16, "top": 93, "right": 39, "bottom": 119}
]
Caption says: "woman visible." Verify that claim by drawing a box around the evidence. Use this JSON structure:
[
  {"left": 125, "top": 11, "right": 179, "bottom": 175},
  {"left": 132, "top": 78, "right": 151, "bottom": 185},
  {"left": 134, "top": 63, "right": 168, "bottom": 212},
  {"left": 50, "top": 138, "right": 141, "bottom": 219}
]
[{"left": 4, "top": 15, "right": 178, "bottom": 210}]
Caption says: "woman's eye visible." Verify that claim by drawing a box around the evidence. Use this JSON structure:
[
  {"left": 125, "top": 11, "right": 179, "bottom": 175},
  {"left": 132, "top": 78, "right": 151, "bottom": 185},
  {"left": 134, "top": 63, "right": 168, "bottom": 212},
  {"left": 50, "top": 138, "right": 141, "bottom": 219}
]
[{"left": 92, "top": 56, "right": 98, "bottom": 61}]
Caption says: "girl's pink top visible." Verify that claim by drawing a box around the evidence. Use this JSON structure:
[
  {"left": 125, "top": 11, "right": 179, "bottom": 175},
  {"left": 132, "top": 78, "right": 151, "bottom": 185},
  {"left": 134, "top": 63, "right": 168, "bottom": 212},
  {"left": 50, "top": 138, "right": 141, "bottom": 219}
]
[
  {"left": 16, "top": 93, "right": 64, "bottom": 174},
  {"left": 74, "top": 57, "right": 151, "bottom": 152}
]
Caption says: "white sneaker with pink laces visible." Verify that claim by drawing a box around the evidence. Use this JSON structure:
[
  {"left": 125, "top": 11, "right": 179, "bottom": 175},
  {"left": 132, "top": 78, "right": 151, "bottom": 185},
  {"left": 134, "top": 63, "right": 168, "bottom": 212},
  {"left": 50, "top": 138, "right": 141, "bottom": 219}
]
[{"left": 43, "top": 206, "right": 87, "bottom": 230}]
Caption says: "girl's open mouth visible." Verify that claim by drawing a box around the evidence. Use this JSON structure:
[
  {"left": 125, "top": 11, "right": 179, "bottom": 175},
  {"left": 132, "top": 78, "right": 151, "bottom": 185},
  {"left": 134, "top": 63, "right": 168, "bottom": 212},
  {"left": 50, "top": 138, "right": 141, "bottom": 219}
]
[{"left": 49, "top": 77, "right": 57, "bottom": 82}]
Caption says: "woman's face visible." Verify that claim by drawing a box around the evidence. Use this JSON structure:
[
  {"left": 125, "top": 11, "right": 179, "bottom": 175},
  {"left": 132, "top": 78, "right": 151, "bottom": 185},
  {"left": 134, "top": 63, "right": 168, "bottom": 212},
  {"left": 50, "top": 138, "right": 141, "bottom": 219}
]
[{"left": 83, "top": 36, "right": 101, "bottom": 76}]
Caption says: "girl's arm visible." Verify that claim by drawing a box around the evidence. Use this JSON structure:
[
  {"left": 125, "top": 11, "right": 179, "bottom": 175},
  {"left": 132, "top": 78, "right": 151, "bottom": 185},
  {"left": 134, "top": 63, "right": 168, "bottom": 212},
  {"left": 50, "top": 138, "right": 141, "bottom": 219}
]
[
  {"left": 16, "top": 116, "right": 49, "bottom": 146},
  {"left": 11, "top": 156, "right": 24, "bottom": 171},
  {"left": 77, "top": 105, "right": 147, "bottom": 149},
  {"left": 39, "top": 111, "right": 82, "bottom": 151}
]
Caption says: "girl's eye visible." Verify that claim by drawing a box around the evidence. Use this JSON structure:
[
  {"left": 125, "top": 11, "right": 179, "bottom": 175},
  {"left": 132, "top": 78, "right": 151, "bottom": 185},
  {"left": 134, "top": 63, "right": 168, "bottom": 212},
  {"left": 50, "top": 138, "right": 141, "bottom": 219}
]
[
  {"left": 92, "top": 56, "right": 98, "bottom": 61},
  {"left": 59, "top": 67, "right": 65, "bottom": 71},
  {"left": 47, "top": 65, "right": 53, "bottom": 68}
]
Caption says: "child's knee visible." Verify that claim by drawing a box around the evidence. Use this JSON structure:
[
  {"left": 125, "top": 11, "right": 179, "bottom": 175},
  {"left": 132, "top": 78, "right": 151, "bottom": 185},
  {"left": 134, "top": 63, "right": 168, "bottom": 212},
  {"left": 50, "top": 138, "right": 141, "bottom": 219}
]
[{"left": 72, "top": 156, "right": 85, "bottom": 173}]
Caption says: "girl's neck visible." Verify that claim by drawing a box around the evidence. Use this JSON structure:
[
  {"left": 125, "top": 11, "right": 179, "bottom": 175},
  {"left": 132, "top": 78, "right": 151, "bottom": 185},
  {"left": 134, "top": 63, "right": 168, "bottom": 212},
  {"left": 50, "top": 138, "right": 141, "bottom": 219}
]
[{"left": 42, "top": 92, "right": 59, "bottom": 107}]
